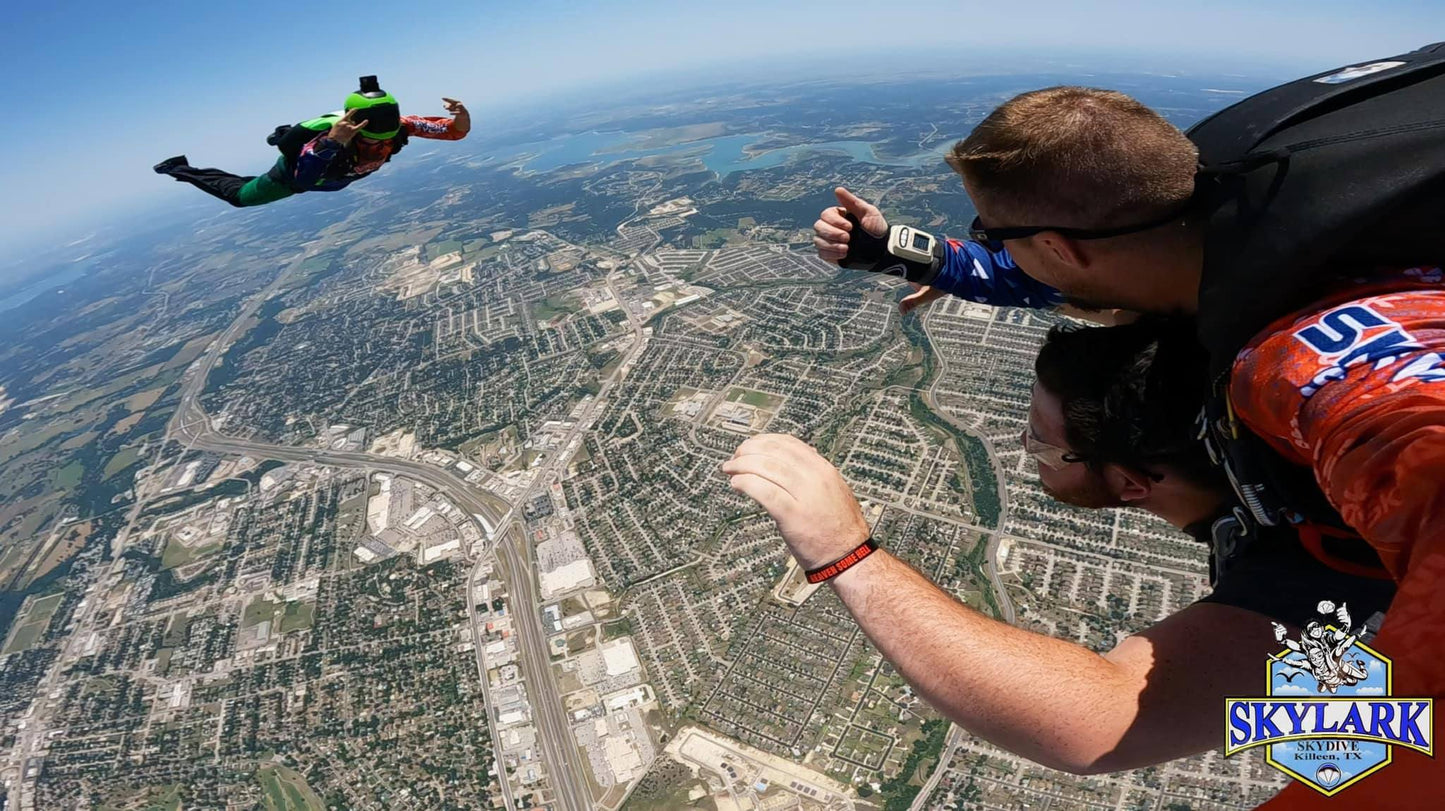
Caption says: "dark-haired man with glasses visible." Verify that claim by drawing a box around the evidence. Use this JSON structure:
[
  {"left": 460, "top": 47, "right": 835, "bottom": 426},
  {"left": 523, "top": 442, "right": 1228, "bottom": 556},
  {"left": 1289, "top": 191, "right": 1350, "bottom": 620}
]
[
  {"left": 1026, "top": 320, "right": 1391, "bottom": 590},
  {"left": 723, "top": 318, "right": 1394, "bottom": 778}
]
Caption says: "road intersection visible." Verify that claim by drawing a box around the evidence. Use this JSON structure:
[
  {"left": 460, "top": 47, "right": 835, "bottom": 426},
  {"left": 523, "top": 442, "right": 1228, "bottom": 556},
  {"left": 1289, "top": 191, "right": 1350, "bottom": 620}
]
[{"left": 157, "top": 262, "right": 655, "bottom": 811}]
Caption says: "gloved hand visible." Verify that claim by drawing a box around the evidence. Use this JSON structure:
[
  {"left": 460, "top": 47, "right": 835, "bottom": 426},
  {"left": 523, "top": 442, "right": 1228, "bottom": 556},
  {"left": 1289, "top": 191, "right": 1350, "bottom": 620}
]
[{"left": 839, "top": 213, "right": 943, "bottom": 285}]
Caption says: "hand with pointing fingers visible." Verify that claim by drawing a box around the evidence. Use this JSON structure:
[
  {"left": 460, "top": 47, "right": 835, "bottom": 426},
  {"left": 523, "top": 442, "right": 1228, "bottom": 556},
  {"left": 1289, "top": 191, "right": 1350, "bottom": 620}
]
[
  {"left": 721, "top": 434, "right": 871, "bottom": 571},
  {"left": 813, "top": 186, "right": 888, "bottom": 265},
  {"left": 328, "top": 108, "right": 369, "bottom": 146}
]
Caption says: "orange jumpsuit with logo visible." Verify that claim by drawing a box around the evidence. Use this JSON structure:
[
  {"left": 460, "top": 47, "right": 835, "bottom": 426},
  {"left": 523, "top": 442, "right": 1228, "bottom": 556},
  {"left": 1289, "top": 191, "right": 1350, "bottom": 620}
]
[{"left": 1229, "top": 268, "right": 1445, "bottom": 807}]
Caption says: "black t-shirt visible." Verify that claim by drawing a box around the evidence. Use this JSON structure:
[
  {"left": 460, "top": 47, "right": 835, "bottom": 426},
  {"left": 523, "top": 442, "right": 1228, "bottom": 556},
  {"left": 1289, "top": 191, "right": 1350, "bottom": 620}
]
[{"left": 1189, "top": 513, "right": 1396, "bottom": 630}]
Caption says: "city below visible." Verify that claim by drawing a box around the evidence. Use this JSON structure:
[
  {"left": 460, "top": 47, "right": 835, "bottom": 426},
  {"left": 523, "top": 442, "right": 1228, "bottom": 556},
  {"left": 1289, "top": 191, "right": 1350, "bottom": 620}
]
[{"left": 0, "top": 71, "right": 1283, "bottom": 810}]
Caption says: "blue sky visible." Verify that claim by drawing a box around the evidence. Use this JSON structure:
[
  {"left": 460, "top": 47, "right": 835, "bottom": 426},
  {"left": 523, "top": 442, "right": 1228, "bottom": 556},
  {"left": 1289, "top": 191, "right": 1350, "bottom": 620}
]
[{"left": 2, "top": 0, "right": 1442, "bottom": 263}]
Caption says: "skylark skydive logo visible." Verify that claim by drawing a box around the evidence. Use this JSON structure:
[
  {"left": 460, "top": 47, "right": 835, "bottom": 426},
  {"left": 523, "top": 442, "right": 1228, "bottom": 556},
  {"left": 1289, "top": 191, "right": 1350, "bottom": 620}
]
[{"left": 1224, "top": 602, "right": 1434, "bottom": 796}]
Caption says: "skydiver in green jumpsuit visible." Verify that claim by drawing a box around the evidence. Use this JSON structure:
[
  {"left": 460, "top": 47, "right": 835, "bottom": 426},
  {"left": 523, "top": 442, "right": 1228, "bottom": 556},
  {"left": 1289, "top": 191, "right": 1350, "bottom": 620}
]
[{"left": 155, "top": 76, "right": 469, "bottom": 208}]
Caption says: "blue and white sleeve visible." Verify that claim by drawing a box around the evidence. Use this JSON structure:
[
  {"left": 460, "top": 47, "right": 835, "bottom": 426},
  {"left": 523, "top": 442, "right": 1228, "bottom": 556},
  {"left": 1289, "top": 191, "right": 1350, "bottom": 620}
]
[{"left": 928, "top": 238, "right": 1063, "bottom": 309}]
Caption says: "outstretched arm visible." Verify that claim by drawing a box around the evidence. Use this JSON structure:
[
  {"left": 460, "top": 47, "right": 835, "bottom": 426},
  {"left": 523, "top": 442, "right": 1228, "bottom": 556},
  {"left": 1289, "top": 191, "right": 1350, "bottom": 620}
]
[
  {"left": 721, "top": 433, "right": 1278, "bottom": 774},
  {"left": 813, "top": 187, "right": 1063, "bottom": 313},
  {"left": 928, "top": 236, "right": 1065, "bottom": 309},
  {"left": 403, "top": 98, "right": 470, "bottom": 140},
  {"left": 830, "top": 551, "right": 1278, "bottom": 773},
  {"left": 1273, "top": 624, "right": 1304, "bottom": 656}
]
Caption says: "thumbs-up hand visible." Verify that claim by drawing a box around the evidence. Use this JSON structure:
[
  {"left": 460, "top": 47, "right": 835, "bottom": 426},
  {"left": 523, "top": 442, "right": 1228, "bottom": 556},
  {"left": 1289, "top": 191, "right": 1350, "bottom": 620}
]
[{"left": 813, "top": 186, "right": 888, "bottom": 265}]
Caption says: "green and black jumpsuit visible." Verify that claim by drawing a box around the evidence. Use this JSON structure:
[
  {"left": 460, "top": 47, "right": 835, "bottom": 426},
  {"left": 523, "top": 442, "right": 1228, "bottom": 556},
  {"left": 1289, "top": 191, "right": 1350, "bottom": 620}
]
[{"left": 157, "top": 112, "right": 463, "bottom": 207}]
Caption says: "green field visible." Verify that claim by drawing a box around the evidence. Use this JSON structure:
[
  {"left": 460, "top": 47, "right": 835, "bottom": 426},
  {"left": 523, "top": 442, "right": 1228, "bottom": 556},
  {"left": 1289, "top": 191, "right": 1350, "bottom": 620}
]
[
  {"left": 257, "top": 764, "right": 325, "bottom": 811},
  {"left": 883, "top": 364, "right": 925, "bottom": 389},
  {"left": 533, "top": 295, "right": 580, "bottom": 322},
  {"left": 161, "top": 537, "right": 220, "bottom": 570},
  {"left": 691, "top": 228, "right": 740, "bottom": 249},
  {"left": 48, "top": 363, "right": 165, "bottom": 416},
  {"left": 956, "top": 588, "right": 991, "bottom": 615},
  {"left": 724, "top": 387, "right": 782, "bottom": 410},
  {"left": 102, "top": 445, "right": 144, "bottom": 479},
  {"left": 2, "top": 592, "right": 65, "bottom": 655},
  {"left": 571, "top": 440, "right": 593, "bottom": 465},
  {"left": 98, "top": 782, "right": 182, "bottom": 811},
  {"left": 52, "top": 459, "right": 85, "bottom": 489},
  {"left": 426, "top": 239, "right": 464, "bottom": 261},
  {"left": 298, "top": 255, "right": 333, "bottom": 273},
  {"left": 469, "top": 243, "right": 506, "bottom": 263},
  {"left": 279, "top": 601, "right": 315, "bottom": 633},
  {"left": 163, "top": 612, "right": 192, "bottom": 646},
  {"left": 141, "top": 784, "right": 182, "bottom": 811},
  {"left": 0, "top": 418, "right": 74, "bottom": 465},
  {"left": 242, "top": 597, "right": 281, "bottom": 627},
  {"left": 160, "top": 539, "right": 194, "bottom": 569},
  {"left": 602, "top": 617, "right": 633, "bottom": 641},
  {"left": 162, "top": 333, "right": 219, "bottom": 372},
  {"left": 4, "top": 623, "right": 43, "bottom": 654}
]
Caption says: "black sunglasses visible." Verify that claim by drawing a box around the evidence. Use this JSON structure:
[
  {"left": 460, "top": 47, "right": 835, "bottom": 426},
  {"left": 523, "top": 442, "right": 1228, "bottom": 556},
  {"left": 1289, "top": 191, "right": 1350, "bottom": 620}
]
[{"left": 967, "top": 203, "right": 1190, "bottom": 252}]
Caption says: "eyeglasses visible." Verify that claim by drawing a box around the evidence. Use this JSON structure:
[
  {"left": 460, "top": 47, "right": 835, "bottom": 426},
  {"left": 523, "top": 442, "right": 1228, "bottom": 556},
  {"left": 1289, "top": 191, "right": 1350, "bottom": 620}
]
[
  {"left": 968, "top": 204, "right": 1189, "bottom": 252},
  {"left": 1020, "top": 427, "right": 1088, "bottom": 470}
]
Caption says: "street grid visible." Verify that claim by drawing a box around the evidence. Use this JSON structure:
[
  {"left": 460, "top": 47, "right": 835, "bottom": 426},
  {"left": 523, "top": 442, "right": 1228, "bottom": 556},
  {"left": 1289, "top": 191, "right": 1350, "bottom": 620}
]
[{"left": 3, "top": 80, "right": 1283, "bottom": 809}]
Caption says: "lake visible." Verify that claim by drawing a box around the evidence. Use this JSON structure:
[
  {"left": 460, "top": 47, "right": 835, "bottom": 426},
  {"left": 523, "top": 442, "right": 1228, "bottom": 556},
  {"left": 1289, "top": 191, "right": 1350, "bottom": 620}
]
[
  {"left": 0, "top": 260, "right": 91, "bottom": 313},
  {"left": 486, "top": 131, "right": 949, "bottom": 177}
]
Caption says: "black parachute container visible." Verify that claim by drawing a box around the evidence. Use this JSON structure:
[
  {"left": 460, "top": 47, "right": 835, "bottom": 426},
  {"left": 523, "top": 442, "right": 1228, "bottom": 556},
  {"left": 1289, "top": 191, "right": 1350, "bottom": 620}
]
[{"left": 1189, "top": 42, "right": 1445, "bottom": 373}]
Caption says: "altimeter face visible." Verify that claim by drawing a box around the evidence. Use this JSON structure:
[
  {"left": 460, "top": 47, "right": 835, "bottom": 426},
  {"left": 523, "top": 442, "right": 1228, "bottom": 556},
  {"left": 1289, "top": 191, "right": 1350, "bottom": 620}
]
[{"left": 889, "top": 225, "right": 935, "bottom": 264}]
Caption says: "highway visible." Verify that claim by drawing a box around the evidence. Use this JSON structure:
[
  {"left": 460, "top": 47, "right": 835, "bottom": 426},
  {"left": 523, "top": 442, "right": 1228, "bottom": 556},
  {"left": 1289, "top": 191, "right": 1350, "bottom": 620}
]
[
  {"left": 489, "top": 269, "right": 654, "bottom": 811},
  {"left": 472, "top": 269, "right": 652, "bottom": 811},
  {"left": 166, "top": 266, "right": 596, "bottom": 810},
  {"left": 496, "top": 527, "right": 592, "bottom": 811},
  {"left": 172, "top": 422, "right": 594, "bottom": 811},
  {"left": 156, "top": 246, "right": 660, "bottom": 811},
  {"left": 463, "top": 547, "right": 519, "bottom": 811}
]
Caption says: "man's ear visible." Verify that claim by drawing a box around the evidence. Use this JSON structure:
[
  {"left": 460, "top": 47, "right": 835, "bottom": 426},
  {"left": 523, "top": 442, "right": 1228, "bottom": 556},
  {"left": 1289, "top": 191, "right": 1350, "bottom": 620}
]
[
  {"left": 1036, "top": 231, "right": 1089, "bottom": 270},
  {"left": 1103, "top": 464, "right": 1152, "bottom": 504}
]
